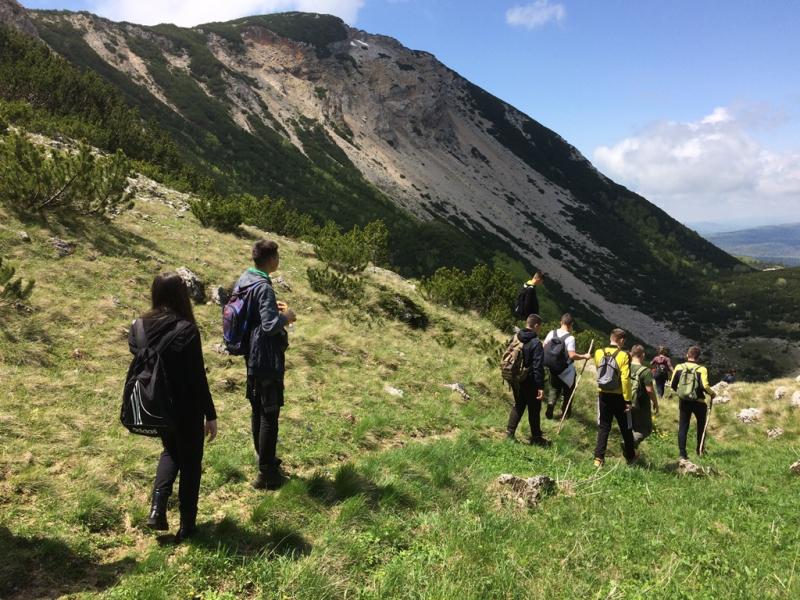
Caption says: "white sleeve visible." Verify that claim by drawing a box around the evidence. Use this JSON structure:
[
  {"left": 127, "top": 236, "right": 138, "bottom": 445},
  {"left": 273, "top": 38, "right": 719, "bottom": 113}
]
[
  {"left": 543, "top": 330, "right": 554, "bottom": 345},
  {"left": 565, "top": 335, "right": 576, "bottom": 353}
]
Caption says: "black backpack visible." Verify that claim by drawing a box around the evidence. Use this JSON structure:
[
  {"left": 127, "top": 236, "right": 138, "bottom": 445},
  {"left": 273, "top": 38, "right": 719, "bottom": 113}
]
[
  {"left": 543, "top": 330, "right": 569, "bottom": 373},
  {"left": 513, "top": 287, "right": 527, "bottom": 319},
  {"left": 121, "top": 319, "right": 189, "bottom": 437}
]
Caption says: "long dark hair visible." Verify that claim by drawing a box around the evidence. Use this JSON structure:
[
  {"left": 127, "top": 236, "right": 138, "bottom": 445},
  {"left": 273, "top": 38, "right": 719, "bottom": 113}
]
[{"left": 144, "top": 272, "right": 196, "bottom": 324}]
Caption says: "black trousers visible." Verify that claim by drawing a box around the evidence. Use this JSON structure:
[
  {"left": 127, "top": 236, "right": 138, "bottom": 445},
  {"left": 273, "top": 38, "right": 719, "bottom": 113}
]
[
  {"left": 249, "top": 378, "right": 284, "bottom": 477},
  {"left": 546, "top": 371, "right": 575, "bottom": 416},
  {"left": 507, "top": 383, "right": 542, "bottom": 438},
  {"left": 594, "top": 393, "right": 636, "bottom": 460},
  {"left": 678, "top": 399, "right": 708, "bottom": 458},
  {"left": 154, "top": 416, "right": 205, "bottom": 526},
  {"left": 654, "top": 377, "right": 667, "bottom": 398}
]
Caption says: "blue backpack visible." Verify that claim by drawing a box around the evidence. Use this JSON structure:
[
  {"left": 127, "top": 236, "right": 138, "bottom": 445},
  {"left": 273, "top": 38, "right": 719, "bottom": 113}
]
[{"left": 222, "top": 282, "right": 265, "bottom": 355}]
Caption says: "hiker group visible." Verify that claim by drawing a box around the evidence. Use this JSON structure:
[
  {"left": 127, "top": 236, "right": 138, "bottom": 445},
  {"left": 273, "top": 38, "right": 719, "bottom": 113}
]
[
  {"left": 502, "top": 272, "right": 717, "bottom": 467},
  {"left": 121, "top": 252, "right": 718, "bottom": 540}
]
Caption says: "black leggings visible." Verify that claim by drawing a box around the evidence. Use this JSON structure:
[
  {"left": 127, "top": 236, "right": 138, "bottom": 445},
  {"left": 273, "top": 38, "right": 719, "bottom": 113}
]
[
  {"left": 594, "top": 393, "right": 636, "bottom": 460},
  {"left": 154, "top": 417, "right": 205, "bottom": 526},
  {"left": 507, "top": 383, "right": 542, "bottom": 437},
  {"left": 678, "top": 400, "right": 708, "bottom": 458}
]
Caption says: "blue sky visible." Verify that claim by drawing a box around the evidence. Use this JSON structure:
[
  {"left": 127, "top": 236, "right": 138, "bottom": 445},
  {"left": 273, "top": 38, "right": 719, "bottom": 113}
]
[{"left": 22, "top": 0, "right": 800, "bottom": 227}]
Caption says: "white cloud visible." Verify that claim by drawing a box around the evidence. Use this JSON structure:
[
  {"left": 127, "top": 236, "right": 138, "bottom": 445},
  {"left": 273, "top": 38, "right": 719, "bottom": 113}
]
[
  {"left": 91, "top": 0, "right": 365, "bottom": 27},
  {"left": 593, "top": 106, "right": 800, "bottom": 223},
  {"left": 506, "top": 1, "right": 565, "bottom": 30}
]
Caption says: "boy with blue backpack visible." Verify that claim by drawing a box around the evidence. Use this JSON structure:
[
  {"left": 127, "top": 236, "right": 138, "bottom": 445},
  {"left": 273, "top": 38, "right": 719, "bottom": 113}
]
[
  {"left": 592, "top": 328, "right": 636, "bottom": 467},
  {"left": 225, "top": 240, "right": 296, "bottom": 489}
]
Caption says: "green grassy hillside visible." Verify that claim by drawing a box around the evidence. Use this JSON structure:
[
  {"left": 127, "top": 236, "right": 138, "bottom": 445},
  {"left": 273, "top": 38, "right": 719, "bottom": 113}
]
[{"left": 2, "top": 184, "right": 800, "bottom": 599}]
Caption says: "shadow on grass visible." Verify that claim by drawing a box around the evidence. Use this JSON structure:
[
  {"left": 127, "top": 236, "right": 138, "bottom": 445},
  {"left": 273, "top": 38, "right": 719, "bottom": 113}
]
[
  {"left": 158, "top": 517, "right": 312, "bottom": 559},
  {"left": 0, "top": 310, "right": 56, "bottom": 367},
  {"left": 302, "top": 464, "right": 415, "bottom": 509},
  {"left": 0, "top": 526, "right": 134, "bottom": 599}
]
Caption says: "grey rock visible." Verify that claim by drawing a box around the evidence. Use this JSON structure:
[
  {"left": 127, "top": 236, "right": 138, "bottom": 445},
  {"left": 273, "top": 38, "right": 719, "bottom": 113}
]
[
  {"left": 714, "top": 393, "right": 731, "bottom": 404},
  {"left": 49, "top": 237, "right": 75, "bottom": 257},
  {"left": 676, "top": 459, "right": 709, "bottom": 477},
  {"left": 774, "top": 387, "right": 788, "bottom": 401},
  {"left": 212, "top": 343, "right": 229, "bottom": 355},
  {"left": 790, "top": 391, "right": 800, "bottom": 408},
  {"left": 767, "top": 427, "right": 784, "bottom": 440},
  {"left": 710, "top": 381, "right": 729, "bottom": 394},
  {"left": 736, "top": 408, "right": 761, "bottom": 424},
  {"left": 272, "top": 275, "right": 292, "bottom": 292},
  {"left": 496, "top": 474, "right": 556, "bottom": 509},
  {"left": 210, "top": 286, "right": 231, "bottom": 306},
  {"left": 176, "top": 266, "right": 206, "bottom": 303},
  {"left": 791, "top": 461, "right": 800, "bottom": 475},
  {"left": 17, "top": 231, "right": 31, "bottom": 242},
  {"left": 443, "top": 382, "right": 470, "bottom": 400},
  {"left": 384, "top": 384, "right": 404, "bottom": 398}
]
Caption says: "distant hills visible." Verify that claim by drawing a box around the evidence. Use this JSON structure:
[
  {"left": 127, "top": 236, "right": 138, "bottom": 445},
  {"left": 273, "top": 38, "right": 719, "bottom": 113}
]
[{"left": 708, "top": 223, "right": 800, "bottom": 267}]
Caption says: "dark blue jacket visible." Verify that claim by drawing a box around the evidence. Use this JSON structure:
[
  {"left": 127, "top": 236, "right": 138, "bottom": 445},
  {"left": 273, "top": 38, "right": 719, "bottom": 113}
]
[
  {"left": 517, "top": 329, "right": 545, "bottom": 390},
  {"left": 234, "top": 269, "right": 288, "bottom": 381}
]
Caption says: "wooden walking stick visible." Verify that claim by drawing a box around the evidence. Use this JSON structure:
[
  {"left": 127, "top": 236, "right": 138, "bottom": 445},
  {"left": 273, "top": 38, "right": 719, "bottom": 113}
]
[
  {"left": 557, "top": 339, "right": 594, "bottom": 434},
  {"left": 699, "top": 396, "right": 713, "bottom": 456}
]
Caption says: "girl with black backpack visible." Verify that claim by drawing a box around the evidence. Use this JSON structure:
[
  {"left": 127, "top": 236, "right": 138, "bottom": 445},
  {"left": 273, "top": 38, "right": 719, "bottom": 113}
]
[{"left": 127, "top": 273, "right": 218, "bottom": 541}]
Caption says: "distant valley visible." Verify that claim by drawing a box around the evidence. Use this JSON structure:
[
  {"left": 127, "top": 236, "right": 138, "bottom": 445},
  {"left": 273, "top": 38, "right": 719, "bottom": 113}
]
[{"left": 708, "top": 223, "right": 800, "bottom": 267}]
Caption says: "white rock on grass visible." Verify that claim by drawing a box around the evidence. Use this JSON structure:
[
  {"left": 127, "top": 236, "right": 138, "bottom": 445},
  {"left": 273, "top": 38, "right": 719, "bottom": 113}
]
[
  {"left": 774, "top": 387, "right": 787, "bottom": 401},
  {"left": 677, "top": 458, "right": 709, "bottom": 477},
  {"left": 384, "top": 384, "right": 404, "bottom": 398},
  {"left": 210, "top": 286, "right": 230, "bottom": 306},
  {"left": 791, "top": 391, "right": 800, "bottom": 408},
  {"left": 176, "top": 266, "right": 206, "bottom": 304},
  {"left": 736, "top": 408, "right": 762, "bottom": 424},
  {"left": 767, "top": 427, "right": 784, "bottom": 439},
  {"left": 711, "top": 381, "right": 729, "bottom": 394},
  {"left": 443, "top": 383, "right": 470, "bottom": 400},
  {"left": 496, "top": 474, "right": 556, "bottom": 508},
  {"left": 714, "top": 394, "right": 731, "bottom": 405},
  {"left": 796, "top": 375, "right": 800, "bottom": 383},
  {"left": 791, "top": 461, "right": 800, "bottom": 475}
]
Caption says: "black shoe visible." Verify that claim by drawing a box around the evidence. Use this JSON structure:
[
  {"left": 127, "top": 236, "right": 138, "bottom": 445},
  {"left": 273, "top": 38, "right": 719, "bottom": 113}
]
[
  {"left": 251, "top": 473, "right": 268, "bottom": 490},
  {"left": 252, "top": 471, "right": 287, "bottom": 490},
  {"left": 545, "top": 404, "right": 554, "bottom": 420},
  {"left": 146, "top": 489, "right": 169, "bottom": 531},
  {"left": 530, "top": 436, "right": 551, "bottom": 447},
  {"left": 175, "top": 522, "right": 196, "bottom": 543}
]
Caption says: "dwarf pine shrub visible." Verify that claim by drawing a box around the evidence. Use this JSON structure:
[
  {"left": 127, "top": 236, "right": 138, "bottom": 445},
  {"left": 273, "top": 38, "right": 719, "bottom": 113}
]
[
  {"left": 190, "top": 195, "right": 243, "bottom": 232},
  {"left": 307, "top": 267, "right": 365, "bottom": 302},
  {"left": 0, "top": 133, "right": 131, "bottom": 214},
  {"left": 314, "top": 220, "right": 389, "bottom": 273}
]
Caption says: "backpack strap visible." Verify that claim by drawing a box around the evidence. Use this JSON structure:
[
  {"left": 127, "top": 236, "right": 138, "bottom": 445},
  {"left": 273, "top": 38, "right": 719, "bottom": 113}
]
[
  {"left": 154, "top": 320, "right": 192, "bottom": 354},
  {"left": 133, "top": 319, "right": 148, "bottom": 351}
]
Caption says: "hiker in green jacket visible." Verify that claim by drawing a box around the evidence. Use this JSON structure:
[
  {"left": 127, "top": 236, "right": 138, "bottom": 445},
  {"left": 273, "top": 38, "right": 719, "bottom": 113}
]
[
  {"left": 671, "top": 346, "right": 717, "bottom": 460},
  {"left": 629, "top": 345, "right": 659, "bottom": 447}
]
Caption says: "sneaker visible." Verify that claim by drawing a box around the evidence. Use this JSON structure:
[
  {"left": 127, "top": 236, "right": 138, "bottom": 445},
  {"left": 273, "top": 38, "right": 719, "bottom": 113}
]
[
  {"left": 530, "top": 436, "right": 551, "bottom": 447},
  {"left": 545, "top": 404, "right": 555, "bottom": 420},
  {"left": 626, "top": 453, "right": 639, "bottom": 466},
  {"left": 593, "top": 457, "right": 604, "bottom": 468}
]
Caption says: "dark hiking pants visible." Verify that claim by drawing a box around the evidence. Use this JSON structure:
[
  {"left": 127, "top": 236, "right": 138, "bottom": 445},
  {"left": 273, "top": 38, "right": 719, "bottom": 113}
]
[
  {"left": 507, "top": 383, "right": 542, "bottom": 438},
  {"left": 594, "top": 393, "right": 636, "bottom": 460},
  {"left": 154, "top": 416, "right": 205, "bottom": 526},
  {"left": 678, "top": 399, "right": 708, "bottom": 458},
  {"left": 249, "top": 379, "right": 284, "bottom": 479},
  {"left": 546, "top": 371, "right": 575, "bottom": 417},
  {"left": 654, "top": 377, "right": 667, "bottom": 398},
  {"left": 632, "top": 401, "right": 653, "bottom": 446}
]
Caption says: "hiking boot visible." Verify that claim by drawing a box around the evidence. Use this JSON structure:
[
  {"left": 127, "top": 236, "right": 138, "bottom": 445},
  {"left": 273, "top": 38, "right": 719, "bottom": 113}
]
[
  {"left": 530, "top": 435, "right": 551, "bottom": 447},
  {"left": 146, "top": 489, "right": 169, "bottom": 531},
  {"left": 545, "top": 404, "right": 555, "bottom": 420},
  {"left": 505, "top": 431, "right": 518, "bottom": 443},
  {"left": 593, "top": 457, "right": 604, "bottom": 468},
  {"left": 175, "top": 521, "right": 196, "bottom": 543},
  {"left": 252, "top": 471, "right": 287, "bottom": 491},
  {"left": 626, "top": 453, "right": 639, "bottom": 466}
]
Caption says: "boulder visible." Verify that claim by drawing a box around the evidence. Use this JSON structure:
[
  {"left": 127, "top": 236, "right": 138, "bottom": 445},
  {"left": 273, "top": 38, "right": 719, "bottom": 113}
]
[
  {"left": 272, "top": 275, "right": 292, "bottom": 292},
  {"left": 774, "top": 387, "right": 787, "bottom": 401},
  {"left": 796, "top": 375, "right": 800, "bottom": 383},
  {"left": 767, "top": 427, "right": 784, "bottom": 440},
  {"left": 676, "top": 459, "right": 709, "bottom": 477},
  {"left": 736, "top": 408, "right": 761, "bottom": 424},
  {"left": 714, "top": 393, "right": 731, "bottom": 405},
  {"left": 711, "top": 381, "right": 729, "bottom": 394},
  {"left": 210, "top": 286, "right": 230, "bottom": 306},
  {"left": 212, "top": 343, "right": 229, "bottom": 355},
  {"left": 176, "top": 267, "right": 206, "bottom": 303},
  {"left": 443, "top": 382, "right": 471, "bottom": 401},
  {"left": 17, "top": 231, "right": 30, "bottom": 242},
  {"left": 495, "top": 474, "right": 556, "bottom": 509},
  {"left": 384, "top": 384, "right": 404, "bottom": 398},
  {"left": 791, "top": 461, "right": 800, "bottom": 475},
  {"left": 790, "top": 391, "right": 800, "bottom": 408},
  {"left": 49, "top": 237, "right": 75, "bottom": 257}
]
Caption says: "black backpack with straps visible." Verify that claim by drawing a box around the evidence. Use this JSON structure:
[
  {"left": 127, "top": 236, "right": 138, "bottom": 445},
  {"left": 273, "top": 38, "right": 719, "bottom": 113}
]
[
  {"left": 121, "top": 319, "right": 189, "bottom": 437},
  {"left": 543, "top": 330, "right": 570, "bottom": 373}
]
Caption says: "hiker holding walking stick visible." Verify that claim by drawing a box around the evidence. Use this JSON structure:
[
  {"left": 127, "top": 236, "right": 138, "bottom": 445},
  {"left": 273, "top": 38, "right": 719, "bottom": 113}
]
[
  {"left": 670, "top": 346, "right": 717, "bottom": 461},
  {"left": 557, "top": 339, "right": 593, "bottom": 434}
]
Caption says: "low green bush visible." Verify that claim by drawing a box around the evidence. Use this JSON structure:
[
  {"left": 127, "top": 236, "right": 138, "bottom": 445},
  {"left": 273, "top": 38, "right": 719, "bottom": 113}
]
[
  {"left": 307, "top": 267, "right": 365, "bottom": 302},
  {"left": 314, "top": 220, "right": 389, "bottom": 274},
  {"left": 0, "top": 133, "right": 131, "bottom": 214},
  {"left": 374, "top": 290, "right": 429, "bottom": 329},
  {"left": 190, "top": 195, "right": 242, "bottom": 232}
]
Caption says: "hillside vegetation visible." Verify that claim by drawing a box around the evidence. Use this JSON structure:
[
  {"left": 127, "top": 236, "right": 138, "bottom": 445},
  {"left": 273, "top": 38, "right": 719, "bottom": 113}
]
[{"left": 2, "top": 179, "right": 800, "bottom": 599}]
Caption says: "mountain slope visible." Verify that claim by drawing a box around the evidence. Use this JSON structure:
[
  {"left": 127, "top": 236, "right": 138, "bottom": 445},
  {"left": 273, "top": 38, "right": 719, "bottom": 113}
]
[
  {"left": 2, "top": 175, "right": 800, "bottom": 597},
  {"left": 709, "top": 223, "right": 800, "bottom": 266}
]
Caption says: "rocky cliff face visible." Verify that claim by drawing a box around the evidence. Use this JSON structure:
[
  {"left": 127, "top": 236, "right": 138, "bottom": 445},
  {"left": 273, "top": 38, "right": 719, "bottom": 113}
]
[
  {"left": 0, "top": 0, "right": 37, "bottom": 37},
  {"left": 17, "top": 9, "right": 741, "bottom": 348}
]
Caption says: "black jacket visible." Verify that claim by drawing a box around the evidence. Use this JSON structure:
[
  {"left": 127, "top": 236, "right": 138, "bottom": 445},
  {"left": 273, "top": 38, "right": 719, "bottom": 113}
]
[
  {"left": 234, "top": 269, "right": 288, "bottom": 381},
  {"left": 128, "top": 311, "right": 216, "bottom": 421},
  {"left": 517, "top": 329, "right": 545, "bottom": 390},
  {"left": 514, "top": 283, "right": 539, "bottom": 320}
]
